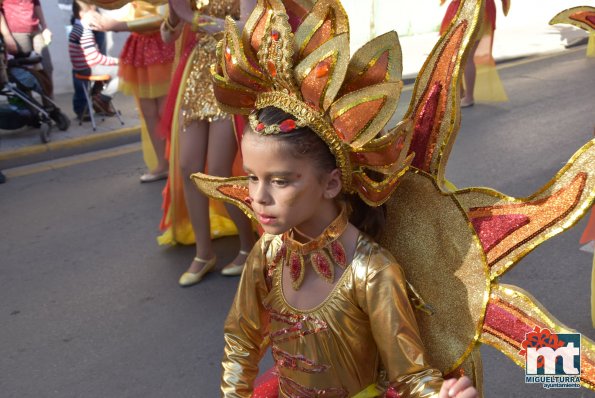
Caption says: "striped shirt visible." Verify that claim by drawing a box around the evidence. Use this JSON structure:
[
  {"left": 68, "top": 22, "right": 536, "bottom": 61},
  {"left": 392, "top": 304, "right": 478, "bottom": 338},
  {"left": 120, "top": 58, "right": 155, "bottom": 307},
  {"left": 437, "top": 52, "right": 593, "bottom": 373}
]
[{"left": 68, "top": 20, "right": 118, "bottom": 71}]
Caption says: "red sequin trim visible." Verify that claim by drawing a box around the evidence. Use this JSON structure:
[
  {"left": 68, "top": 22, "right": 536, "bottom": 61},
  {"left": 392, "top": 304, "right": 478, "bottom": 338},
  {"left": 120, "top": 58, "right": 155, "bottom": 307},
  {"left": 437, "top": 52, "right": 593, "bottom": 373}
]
[
  {"left": 266, "top": 307, "right": 329, "bottom": 344},
  {"left": 272, "top": 346, "right": 329, "bottom": 373}
]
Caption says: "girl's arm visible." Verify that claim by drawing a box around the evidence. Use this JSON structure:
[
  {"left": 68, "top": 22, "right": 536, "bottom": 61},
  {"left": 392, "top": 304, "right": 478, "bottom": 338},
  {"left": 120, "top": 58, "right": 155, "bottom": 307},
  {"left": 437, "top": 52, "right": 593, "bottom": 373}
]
[
  {"left": 363, "top": 256, "right": 477, "bottom": 397},
  {"left": 0, "top": 10, "right": 17, "bottom": 54},
  {"left": 85, "top": 12, "right": 161, "bottom": 33},
  {"left": 168, "top": 0, "right": 255, "bottom": 35},
  {"left": 33, "top": 2, "right": 52, "bottom": 44},
  {"left": 363, "top": 259, "right": 444, "bottom": 397},
  {"left": 221, "top": 238, "right": 271, "bottom": 397},
  {"left": 160, "top": 7, "right": 182, "bottom": 44}
]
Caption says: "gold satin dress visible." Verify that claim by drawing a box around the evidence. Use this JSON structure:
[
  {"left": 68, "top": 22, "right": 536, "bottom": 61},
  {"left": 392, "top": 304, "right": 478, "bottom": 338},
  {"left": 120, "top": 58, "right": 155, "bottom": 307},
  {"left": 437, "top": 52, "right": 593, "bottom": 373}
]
[
  {"left": 222, "top": 233, "right": 444, "bottom": 397},
  {"left": 180, "top": 0, "right": 240, "bottom": 125}
]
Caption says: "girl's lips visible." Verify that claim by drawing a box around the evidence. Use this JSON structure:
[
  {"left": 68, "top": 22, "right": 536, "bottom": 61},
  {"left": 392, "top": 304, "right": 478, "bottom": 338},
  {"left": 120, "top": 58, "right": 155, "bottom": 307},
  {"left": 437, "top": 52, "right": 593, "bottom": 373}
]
[{"left": 257, "top": 213, "right": 276, "bottom": 225}]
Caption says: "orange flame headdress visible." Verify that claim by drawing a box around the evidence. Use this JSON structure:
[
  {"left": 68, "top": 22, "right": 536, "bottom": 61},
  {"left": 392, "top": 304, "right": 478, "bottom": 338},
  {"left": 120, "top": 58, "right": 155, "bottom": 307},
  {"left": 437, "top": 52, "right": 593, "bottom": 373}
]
[{"left": 194, "top": 0, "right": 418, "bottom": 208}]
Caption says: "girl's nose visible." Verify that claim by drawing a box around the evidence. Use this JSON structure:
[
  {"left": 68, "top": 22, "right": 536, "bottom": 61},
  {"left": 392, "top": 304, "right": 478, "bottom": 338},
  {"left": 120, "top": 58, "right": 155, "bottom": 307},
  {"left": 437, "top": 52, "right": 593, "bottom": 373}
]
[{"left": 252, "top": 183, "right": 270, "bottom": 205}]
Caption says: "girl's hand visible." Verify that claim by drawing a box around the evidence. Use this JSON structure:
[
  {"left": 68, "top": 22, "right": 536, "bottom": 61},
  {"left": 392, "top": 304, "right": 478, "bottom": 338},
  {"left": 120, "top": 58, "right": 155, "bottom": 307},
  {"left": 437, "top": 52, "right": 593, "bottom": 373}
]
[
  {"left": 41, "top": 28, "right": 52, "bottom": 45},
  {"left": 439, "top": 376, "right": 477, "bottom": 398}
]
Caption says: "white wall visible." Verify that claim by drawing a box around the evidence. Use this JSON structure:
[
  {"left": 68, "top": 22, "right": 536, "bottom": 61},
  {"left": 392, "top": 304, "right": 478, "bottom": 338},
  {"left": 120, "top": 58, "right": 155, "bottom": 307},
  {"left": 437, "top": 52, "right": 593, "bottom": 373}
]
[
  {"left": 41, "top": 0, "right": 590, "bottom": 93},
  {"left": 345, "top": 0, "right": 590, "bottom": 50}
]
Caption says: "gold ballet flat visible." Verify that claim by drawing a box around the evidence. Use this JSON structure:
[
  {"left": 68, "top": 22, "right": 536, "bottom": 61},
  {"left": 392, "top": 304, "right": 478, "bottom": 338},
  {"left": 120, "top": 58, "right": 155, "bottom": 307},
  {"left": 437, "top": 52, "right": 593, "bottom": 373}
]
[
  {"left": 178, "top": 256, "right": 217, "bottom": 287},
  {"left": 221, "top": 250, "right": 249, "bottom": 276}
]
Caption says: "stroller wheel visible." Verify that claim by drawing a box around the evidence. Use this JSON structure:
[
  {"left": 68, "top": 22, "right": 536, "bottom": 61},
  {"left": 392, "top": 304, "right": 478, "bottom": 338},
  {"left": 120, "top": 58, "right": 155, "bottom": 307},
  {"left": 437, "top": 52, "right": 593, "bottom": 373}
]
[
  {"left": 39, "top": 122, "right": 51, "bottom": 143},
  {"left": 54, "top": 111, "right": 70, "bottom": 131}
]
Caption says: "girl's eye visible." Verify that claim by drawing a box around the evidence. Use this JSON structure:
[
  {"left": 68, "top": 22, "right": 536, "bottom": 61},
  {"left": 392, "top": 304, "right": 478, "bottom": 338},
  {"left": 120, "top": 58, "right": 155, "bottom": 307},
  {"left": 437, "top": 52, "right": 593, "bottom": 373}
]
[
  {"left": 248, "top": 175, "right": 258, "bottom": 183},
  {"left": 271, "top": 179, "right": 288, "bottom": 187}
]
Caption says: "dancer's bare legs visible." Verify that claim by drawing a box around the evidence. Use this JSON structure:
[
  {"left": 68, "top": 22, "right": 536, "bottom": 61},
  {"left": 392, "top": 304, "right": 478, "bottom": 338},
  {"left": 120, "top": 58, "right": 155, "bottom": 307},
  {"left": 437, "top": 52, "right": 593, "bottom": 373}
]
[
  {"left": 178, "top": 117, "right": 255, "bottom": 275},
  {"left": 461, "top": 41, "right": 479, "bottom": 107},
  {"left": 139, "top": 96, "right": 169, "bottom": 175},
  {"left": 207, "top": 119, "right": 256, "bottom": 269},
  {"left": 179, "top": 117, "right": 213, "bottom": 274}
]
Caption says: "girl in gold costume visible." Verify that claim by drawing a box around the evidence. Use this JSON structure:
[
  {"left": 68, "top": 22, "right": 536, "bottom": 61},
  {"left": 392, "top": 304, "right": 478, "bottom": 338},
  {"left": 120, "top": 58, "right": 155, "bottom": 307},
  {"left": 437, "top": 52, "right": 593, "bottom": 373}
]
[
  {"left": 189, "top": 0, "right": 484, "bottom": 395},
  {"left": 192, "top": 0, "right": 595, "bottom": 395}
]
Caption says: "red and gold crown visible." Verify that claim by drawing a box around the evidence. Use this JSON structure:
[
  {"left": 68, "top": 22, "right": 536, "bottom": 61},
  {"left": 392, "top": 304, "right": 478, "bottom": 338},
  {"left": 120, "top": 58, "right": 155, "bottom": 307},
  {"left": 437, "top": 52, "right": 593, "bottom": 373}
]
[{"left": 195, "top": 0, "right": 414, "bottom": 208}]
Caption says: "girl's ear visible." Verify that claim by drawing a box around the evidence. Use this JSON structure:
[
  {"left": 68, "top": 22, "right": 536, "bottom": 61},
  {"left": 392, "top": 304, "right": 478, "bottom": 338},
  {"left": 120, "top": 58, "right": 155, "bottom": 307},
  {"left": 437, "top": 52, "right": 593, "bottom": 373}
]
[{"left": 324, "top": 168, "right": 343, "bottom": 199}]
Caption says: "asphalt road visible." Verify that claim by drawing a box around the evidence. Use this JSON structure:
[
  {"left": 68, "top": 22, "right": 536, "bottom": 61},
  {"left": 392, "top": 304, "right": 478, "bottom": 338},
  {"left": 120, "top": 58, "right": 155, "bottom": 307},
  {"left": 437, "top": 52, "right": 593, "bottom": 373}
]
[{"left": 1, "top": 47, "right": 594, "bottom": 397}]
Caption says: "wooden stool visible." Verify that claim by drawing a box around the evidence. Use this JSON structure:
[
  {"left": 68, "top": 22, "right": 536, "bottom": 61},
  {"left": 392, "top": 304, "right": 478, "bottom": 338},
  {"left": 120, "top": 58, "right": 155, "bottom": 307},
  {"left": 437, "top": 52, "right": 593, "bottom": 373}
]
[{"left": 74, "top": 73, "right": 124, "bottom": 131}]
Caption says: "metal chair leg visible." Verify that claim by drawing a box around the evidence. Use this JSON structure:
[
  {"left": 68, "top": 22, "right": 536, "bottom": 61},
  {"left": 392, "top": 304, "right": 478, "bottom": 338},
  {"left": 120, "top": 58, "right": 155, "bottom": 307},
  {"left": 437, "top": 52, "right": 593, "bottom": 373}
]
[
  {"left": 81, "top": 80, "right": 96, "bottom": 131},
  {"left": 110, "top": 97, "right": 125, "bottom": 126}
]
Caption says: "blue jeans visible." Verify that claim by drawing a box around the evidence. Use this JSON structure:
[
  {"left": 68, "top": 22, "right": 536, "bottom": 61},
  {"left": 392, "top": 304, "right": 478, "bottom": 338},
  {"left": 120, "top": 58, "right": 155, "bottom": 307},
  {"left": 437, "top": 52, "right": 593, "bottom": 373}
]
[
  {"left": 72, "top": 68, "right": 90, "bottom": 116},
  {"left": 71, "top": 31, "right": 107, "bottom": 116}
]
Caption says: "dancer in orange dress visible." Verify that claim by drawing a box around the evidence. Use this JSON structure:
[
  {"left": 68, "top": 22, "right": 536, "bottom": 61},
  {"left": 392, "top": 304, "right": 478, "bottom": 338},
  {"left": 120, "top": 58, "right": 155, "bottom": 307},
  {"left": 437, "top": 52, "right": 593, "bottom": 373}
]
[
  {"left": 87, "top": 1, "right": 175, "bottom": 181},
  {"left": 119, "top": 2, "right": 174, "bottom": 181}
]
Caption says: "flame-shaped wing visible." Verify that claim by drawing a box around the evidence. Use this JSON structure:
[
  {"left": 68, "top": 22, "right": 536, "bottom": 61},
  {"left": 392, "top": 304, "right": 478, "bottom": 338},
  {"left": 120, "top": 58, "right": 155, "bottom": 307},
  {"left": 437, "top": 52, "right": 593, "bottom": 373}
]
[
  {"left": 455, "top": 138, "right": 595, "bottom": 280},
  {"left": 403, "top": 0, "right": 483, "bottom": 189},
  {"left": 481, "top": 284, "right": 595, "bottom": 390}
]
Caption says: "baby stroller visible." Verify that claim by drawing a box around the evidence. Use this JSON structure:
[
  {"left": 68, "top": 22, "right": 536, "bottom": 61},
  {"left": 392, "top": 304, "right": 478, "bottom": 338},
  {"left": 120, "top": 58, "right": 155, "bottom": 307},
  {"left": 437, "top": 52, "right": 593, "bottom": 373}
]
[{"left": 0, "top": 33, "right": 70, "bottom": 143}]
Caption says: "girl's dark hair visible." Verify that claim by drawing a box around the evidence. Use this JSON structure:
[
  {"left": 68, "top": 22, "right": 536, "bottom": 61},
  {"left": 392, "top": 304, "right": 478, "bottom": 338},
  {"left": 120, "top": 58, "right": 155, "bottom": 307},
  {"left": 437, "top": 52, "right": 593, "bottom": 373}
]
[
  {"left": 72, "top": 1, "right": 81, "bottom": 20},
  {"left": 72, "top": 1, "right": 91, "bottom": 20},
  {"left": 255, "top": 106, "right": 386, "bottom": 238}
]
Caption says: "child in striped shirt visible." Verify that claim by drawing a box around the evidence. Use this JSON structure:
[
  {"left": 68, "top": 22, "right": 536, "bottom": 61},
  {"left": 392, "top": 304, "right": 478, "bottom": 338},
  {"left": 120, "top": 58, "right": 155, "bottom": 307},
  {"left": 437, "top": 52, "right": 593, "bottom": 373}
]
[{"left": 68, "top": 1, "right": 118, "bottom": 118}]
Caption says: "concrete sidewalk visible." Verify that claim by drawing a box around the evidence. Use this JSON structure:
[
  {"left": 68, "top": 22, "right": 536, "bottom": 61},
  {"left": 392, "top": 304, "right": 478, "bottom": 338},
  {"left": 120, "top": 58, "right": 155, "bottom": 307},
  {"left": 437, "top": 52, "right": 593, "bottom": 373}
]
[
  {"left": 0, "top": 23, "right": 588, "bottom": 170},
  {"left": 0, "top": 91, "right": 142, "bottom": 169}
]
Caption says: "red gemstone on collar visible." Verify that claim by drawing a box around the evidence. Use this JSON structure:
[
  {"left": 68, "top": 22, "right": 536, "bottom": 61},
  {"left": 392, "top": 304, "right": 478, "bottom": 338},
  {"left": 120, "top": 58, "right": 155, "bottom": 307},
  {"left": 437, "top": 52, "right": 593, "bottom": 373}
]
[
  {"left": 279, "top": 119, "right": 297, "bottom": 132},
  {"left": 330, "top": 241, "right": 347, "bottom": 268},
  {"left": 289, "top": 251, "right": 302, "bottom": 283},
  {"left": 311, "top": 251, "right": 332, "bottom": 280},
  {"left": 256, "top": 122, "right": 265, "bottom": 132},
  {"left": 271, "top": 30, "right": 280, "bottom": 41}
]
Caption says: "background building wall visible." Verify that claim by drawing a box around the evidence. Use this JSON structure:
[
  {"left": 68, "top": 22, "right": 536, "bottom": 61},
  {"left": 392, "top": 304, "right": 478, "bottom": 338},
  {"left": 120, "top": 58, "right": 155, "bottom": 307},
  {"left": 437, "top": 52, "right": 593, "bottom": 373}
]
[{"left": 40, "top": 0, "right": 589, "bottom": 94}]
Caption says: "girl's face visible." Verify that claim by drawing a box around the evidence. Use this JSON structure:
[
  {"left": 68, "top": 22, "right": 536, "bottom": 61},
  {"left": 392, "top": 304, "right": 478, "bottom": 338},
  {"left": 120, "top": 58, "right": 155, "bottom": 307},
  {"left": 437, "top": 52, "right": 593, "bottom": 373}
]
[{"left": 242, "top": 131, "right": 342, "bottom": 236}]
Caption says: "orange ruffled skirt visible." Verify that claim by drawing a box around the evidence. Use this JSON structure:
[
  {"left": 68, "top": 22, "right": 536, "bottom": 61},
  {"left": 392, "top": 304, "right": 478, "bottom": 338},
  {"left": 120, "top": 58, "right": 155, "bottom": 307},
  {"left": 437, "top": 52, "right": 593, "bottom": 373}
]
[{"left": 118, "top": 31, "right": 175, "bottom": 99}]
